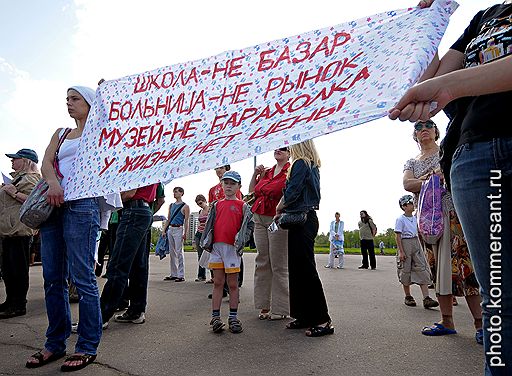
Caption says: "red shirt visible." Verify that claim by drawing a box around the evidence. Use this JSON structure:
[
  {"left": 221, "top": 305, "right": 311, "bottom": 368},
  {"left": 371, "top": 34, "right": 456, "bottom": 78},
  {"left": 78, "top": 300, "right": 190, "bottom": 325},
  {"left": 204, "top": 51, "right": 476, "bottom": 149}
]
[
  {"left": 208, "top": 182, "right": 242, "bottom": 203},
  {"left": 213, "top": 199, "right": 245, "bottom": 245},
  {"left": 251, "top": 163, "right": 289, "bottom": 216},
  {"left": 131, "top": 184, "right": 158, "bottom": 203}
]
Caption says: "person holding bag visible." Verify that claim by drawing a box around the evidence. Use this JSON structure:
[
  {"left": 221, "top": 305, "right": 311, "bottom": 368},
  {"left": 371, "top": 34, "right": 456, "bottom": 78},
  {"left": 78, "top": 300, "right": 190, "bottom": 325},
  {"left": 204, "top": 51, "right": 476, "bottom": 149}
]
[
  {"left": 358, "top": 210, "right": 377, "bottom": 270},
  {"left": 275, "top": 140, "right": 333, "bottom": 337},
  {"left": 403, "top": 120, "right": 482, "bottom": 341},
  {"left": 25, "top": 86, "right": 102, "bottom": 372},
  {"left": 391, "top": 1, "right": 512, "bottom": 370},
  {"left": 0, "top": 149, "right": 40, "bottom": 319},
  {"left": 249, "top": 147, "right": 290, "bottom": 321}
]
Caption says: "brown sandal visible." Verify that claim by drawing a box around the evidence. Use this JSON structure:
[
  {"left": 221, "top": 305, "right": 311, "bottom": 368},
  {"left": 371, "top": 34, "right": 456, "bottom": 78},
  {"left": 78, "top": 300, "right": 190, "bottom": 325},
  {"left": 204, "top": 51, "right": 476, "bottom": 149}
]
[
  {"left": 60, "top": 353, "right": 97, "bottom": 372},
  {"left": 26, "top": 350, "right": 66, "bottom": 368}
]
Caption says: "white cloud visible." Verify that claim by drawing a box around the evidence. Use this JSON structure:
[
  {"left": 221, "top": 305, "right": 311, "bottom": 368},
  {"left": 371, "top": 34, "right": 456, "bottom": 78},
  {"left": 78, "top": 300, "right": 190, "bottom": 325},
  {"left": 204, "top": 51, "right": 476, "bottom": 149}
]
[{"left": 0, "top": 58, "right": 70, "bottom": 175}]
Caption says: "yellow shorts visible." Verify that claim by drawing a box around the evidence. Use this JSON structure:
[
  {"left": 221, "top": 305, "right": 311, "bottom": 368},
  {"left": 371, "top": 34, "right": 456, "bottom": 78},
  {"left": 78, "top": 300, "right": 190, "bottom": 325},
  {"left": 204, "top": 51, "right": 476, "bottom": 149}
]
[{"left": 208, "top": 242, "right": 241, "bottom": 273}]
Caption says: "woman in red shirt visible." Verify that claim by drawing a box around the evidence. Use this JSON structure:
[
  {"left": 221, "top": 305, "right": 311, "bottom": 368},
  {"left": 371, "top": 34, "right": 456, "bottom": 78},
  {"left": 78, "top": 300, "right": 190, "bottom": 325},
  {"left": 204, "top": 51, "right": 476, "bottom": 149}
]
[{"left": 249, "top": 147, "right": 290, "bottom": 320}]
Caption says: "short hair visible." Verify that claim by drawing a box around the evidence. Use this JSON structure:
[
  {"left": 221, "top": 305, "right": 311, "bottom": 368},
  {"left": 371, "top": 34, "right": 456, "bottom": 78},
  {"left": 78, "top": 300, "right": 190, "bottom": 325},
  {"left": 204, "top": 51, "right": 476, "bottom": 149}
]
[
  {"left": 173, "top": 187, "right": 184, "bottom": 194},
  {"left": 195, "top": 194, "right": 206, "bottom": 203},
  {"left": 335, "top": 212, "right": 340, "bottom": 216}
]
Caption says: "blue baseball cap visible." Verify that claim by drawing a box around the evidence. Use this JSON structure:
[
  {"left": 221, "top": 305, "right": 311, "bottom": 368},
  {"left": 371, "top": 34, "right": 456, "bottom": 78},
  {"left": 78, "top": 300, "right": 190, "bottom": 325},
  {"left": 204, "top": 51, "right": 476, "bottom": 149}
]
[
  {"left": 6, "top": 148, "right": 38, "bottom": 163},
  {"left": 221, "top": 170, "right": 241, "bottom": 183}
]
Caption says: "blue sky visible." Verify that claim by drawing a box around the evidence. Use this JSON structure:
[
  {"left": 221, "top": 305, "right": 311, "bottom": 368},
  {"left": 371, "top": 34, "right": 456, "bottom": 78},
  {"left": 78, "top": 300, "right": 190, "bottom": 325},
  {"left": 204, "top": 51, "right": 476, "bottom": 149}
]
[
  {"left": 0, "top": 0, "right": 498, "bottom": 231},
  {"left": 0, "top": 1, "right": 76, "bottom": 95}
]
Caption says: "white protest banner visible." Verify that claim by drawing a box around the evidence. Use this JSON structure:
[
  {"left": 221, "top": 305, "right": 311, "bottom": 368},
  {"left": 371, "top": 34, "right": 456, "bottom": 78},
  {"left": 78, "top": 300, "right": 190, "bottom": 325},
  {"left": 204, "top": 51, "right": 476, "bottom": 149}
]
[{"left": 66, "top": 0, "right": 458, "bottom": 200}]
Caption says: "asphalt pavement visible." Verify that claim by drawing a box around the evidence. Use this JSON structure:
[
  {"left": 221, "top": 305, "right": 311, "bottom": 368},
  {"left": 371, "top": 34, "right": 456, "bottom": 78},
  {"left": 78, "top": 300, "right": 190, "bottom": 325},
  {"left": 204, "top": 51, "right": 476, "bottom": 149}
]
[{"left": 0, "top": 253, "right": 484, "bottom": 375}]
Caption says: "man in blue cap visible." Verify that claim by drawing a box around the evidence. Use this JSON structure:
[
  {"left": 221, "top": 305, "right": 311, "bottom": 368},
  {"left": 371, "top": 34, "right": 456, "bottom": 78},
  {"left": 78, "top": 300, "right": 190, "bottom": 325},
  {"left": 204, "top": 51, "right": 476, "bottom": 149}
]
[
  {"left": 1, "top": 148, "right": 40, "bottom": 319},
  {"left": 5, "top": 149, "right": 39, "bottom": 164}
]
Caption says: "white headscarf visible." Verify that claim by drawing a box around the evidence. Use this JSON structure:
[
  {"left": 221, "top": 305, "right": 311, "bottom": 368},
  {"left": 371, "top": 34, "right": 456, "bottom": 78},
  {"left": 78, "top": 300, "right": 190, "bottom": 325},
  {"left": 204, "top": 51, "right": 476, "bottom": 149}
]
[{"left": 68, "top": 86, "right": 96, "bottom": 107}]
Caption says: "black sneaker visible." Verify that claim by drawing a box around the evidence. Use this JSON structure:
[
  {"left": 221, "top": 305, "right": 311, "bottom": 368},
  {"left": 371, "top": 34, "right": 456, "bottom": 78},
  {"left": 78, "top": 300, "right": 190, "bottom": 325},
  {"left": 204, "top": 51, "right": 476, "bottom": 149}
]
[
  {"left": 210, "top": 317, "right": 225, "bottom": 333},
  {"left": 423, "top": 296, "right": 439, "bottom": 309},
  {"left": 114, "top": 311, "right": 145, "bottom": 324},
  {"left": 0, "top": 307, "right": 26, "bottom": 319},
  {"left": 358, "top": 266, "right": 368, "bottom": 269},
  {"left": 404, "top": 295, "right": 417, "bottom": 307},
  {"left": 228, "top": 317, "right": 243, "bottom": 333}
]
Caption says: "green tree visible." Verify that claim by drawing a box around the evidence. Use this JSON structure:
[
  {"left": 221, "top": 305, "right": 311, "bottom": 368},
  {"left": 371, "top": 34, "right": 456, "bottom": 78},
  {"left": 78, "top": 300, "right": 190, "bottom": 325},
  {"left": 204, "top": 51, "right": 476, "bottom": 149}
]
[
  {"left": 151, "top": 226, "right": 163, "bottom": 249},
  {"left": 315, "top": 232, "right": 329, "bottom": 245},
  {"left": 374, "top": 228, "right": 397, "bottom": 249},
  {"left": 343, "top": 230, "right": 360, "bottom": 248}
]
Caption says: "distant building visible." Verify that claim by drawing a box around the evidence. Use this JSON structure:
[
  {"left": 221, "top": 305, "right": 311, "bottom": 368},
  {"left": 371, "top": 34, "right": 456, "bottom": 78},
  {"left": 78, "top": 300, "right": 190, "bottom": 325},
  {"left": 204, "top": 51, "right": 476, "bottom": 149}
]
[{"left": 188, "top": 211, "right": 199, "bottom": 242}]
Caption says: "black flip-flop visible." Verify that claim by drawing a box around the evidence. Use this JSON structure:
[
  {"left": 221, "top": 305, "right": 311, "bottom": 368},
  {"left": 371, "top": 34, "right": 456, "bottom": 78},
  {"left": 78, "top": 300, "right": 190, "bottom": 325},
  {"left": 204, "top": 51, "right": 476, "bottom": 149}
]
[
  {"left": 26, "top": 350, "right": 66, "bottom": 368},
  {"left": 60, "top": 353, "right": 97, "bottom": 372},
  {"left": 305, "top": 323, "right": 335, "bottom": 337}
]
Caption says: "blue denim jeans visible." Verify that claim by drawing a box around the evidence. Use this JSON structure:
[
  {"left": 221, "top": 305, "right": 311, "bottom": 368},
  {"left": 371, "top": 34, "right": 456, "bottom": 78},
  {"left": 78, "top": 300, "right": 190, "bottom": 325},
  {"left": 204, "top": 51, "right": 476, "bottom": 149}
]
[
  {"left": 451, "top": 139, "right": 512, "bottom": 376},
  {"left": 100, "top": 206, "right": 152, "bottom": 322},
  {"left": 40, "top": 198, "right": 101, "bottom": 355}
]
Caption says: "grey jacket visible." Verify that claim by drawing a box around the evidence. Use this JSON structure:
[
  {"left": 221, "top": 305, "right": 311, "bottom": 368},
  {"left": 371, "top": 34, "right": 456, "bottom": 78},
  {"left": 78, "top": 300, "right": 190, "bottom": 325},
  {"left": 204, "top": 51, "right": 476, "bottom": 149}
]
[{"left": 200, "top": 201, "right": 254, "bottom": 256}]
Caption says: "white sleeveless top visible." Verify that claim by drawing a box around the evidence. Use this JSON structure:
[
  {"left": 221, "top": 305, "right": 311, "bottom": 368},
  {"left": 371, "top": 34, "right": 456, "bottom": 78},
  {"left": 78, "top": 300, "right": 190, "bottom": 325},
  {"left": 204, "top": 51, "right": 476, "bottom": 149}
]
[{"left": 57, "top": 128, "right": 80, "bottom": 192}]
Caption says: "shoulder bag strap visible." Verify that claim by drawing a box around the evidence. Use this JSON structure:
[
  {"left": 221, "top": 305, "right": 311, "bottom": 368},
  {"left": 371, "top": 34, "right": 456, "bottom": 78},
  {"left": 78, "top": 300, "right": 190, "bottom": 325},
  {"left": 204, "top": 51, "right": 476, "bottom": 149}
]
[
  {"left": 11, "top": 175, "right": 24, "bottom": 186},
  {"left": 169, "top": 202, "right": 185, "bottom": 224},
  {"left": 53, "top": 128, "right": 72, "bottom": 179}
]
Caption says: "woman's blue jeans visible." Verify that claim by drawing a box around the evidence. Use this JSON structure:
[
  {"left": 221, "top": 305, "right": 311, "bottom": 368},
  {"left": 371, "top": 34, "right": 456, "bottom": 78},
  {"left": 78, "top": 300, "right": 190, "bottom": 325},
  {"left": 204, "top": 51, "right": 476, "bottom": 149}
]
[
  {"left": 451, "top": 139, "right": 511, "bottom": 376},
  {"left": 40, "top": 198, "right": 101, "bottom": 355}
]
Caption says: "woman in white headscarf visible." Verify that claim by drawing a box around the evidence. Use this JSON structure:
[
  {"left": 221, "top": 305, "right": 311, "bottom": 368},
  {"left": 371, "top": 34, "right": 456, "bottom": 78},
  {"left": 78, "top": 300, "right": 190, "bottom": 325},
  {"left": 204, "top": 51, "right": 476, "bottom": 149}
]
[{"left": 26, "top": 86, "right": 102, "bottom": 372}]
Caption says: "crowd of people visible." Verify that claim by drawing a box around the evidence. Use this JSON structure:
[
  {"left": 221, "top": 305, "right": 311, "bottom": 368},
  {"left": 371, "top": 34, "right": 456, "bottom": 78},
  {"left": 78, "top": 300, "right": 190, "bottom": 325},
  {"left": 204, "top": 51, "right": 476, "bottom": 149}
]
[{"left": 0, "top": 0, "right": 510, "bottom": 374}]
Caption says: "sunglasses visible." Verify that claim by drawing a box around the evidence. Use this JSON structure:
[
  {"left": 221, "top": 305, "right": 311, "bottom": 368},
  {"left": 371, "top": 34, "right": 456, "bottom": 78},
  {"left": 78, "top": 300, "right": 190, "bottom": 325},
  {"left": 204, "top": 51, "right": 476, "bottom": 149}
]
[
  {"left": 275, "top": 147, "right": 289, "bottom": 152},
  {"left": 414, "top": 121, "right": 435, "bottom": 131}
]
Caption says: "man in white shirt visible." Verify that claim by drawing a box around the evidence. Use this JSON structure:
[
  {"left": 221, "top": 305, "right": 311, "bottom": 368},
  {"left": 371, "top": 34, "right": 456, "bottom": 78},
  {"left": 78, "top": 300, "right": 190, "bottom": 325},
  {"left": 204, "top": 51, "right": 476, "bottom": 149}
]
[{"left": 325, "top": 212, "right": 344, "bottom": 269}]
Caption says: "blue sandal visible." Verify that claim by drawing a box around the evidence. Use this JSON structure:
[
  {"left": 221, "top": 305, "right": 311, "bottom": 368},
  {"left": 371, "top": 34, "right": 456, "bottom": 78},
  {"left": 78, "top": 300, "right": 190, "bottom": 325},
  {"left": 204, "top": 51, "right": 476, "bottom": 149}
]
[
  {"left": 421, "top": 323, "right": 457, "bottom": 336},
  {"left": 475, "top": 329, "right": 483, "bottom": 345}
]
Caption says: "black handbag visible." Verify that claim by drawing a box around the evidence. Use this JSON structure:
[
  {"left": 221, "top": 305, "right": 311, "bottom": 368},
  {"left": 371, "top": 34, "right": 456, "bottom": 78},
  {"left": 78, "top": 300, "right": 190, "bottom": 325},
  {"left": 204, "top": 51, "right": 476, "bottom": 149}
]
[{"left": 278, "top": 212, "right": 307, "bottom": 229}]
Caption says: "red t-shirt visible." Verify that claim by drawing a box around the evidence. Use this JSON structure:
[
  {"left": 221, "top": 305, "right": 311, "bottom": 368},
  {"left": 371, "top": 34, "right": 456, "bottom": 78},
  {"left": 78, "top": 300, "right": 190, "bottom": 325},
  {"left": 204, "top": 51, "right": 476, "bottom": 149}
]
[
  {"left": 131, "top": 184, "right": 158, "bottom": 203},
  {"left": 251, "top": 163, "right": 289, "bottom": 216},
  {"left": 208, "top": 182, "right": 242, "bottom": 203},
  {"left": 213, "top": 199, "right": 245, "bottom": 245}
]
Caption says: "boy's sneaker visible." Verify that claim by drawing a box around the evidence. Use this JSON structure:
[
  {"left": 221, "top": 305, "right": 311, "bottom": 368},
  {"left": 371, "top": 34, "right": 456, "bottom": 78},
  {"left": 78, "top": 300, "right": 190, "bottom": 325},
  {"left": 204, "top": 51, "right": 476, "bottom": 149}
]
[
  {"left": 210, "top": 317, "right": 225, "bottom": 333},
  {"left": 114, "top": 311, "right": 145, "bottom": 324},
  {"left": 228, "top": 317, "right": 243, "bottom": 334},
  {"left": 404, "top": 295, "right": 416, "bottom": 307},
  {"left": 423, "top": 296, "right": 439, "bottom": 309},
  {"left": 72, "top": 322, "right": 108, "bottom": 333}
]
